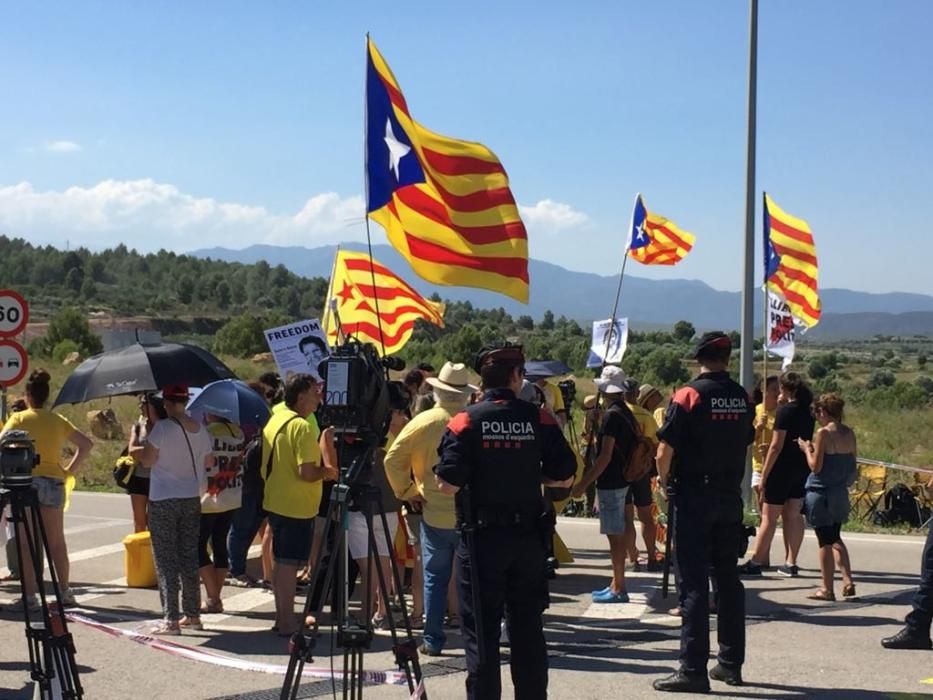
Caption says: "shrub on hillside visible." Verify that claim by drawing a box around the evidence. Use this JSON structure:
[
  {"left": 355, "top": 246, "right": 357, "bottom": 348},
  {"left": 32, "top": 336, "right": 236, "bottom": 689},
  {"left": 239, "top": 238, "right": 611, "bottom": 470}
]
[
  {"left": 41, "top": 307, "right": 103, "bottom": 358},
  {"left": 213, "top": 313, "right": 288, "bottom": 358},
  {"left": 866, "top": 369, "right": 896, "bottom": 390},
  {"left": 52, "top": 339, "right": 81, "bottom": 364}
]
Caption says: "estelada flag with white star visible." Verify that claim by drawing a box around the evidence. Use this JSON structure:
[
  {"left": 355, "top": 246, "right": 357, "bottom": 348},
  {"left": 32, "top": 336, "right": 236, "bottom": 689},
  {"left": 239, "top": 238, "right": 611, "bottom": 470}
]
[
  {"left": 365, "top": 37, "right": 529, "bottom": 303},
  {"left": 627, "top": 193, "right": 696, "bottom": 265},
  {"left": 323, "top": 249, "right": 445, "bottom": 355}
]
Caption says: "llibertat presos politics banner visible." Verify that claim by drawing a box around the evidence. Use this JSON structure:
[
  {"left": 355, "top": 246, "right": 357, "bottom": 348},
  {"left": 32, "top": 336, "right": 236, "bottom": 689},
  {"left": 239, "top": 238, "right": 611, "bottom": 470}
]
[{"left": 766, "top": 291, "right": 796, "bottom": 369}]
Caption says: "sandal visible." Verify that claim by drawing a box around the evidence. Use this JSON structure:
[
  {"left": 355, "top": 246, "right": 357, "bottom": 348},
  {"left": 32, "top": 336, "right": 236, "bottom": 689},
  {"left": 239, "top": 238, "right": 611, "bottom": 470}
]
[
  {"left": 201, "top": 599, "right": 224, "bottom": 614},
  {"left": 807, "top": 589, "right": 836, "bottom": 602},
  {"left": 179, "top": 616, "right": 203, "bottom": 631},
  {"left": 152, "top": 621, "right": 181, "bottom": 636},
  {"left": 841, "top": 583, "right": 857, "bottom": 599},
  {"left": 228, "top": 574, "right": 259, "bottom": 588}
]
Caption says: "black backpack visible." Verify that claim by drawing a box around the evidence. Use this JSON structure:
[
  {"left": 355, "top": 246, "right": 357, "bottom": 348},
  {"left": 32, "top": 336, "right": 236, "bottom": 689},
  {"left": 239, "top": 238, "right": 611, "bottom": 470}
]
[{"left": 874, "top": 483, "right": 924, "bottom": 527}]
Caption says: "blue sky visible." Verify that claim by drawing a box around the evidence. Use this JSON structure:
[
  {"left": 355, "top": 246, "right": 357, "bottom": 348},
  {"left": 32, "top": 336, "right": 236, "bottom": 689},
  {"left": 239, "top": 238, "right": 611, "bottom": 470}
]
[{"left": 1, "top": 1, "right": 931, "bottom": 295}]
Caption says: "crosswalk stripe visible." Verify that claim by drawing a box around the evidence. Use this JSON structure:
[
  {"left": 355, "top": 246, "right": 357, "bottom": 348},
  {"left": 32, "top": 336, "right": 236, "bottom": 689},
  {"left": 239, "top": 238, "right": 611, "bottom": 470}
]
[
  {"left": 64, "top": 520, "right": 128, "bottom": 536},
  {"left": 68, "top": 542, "right": 126, "bottom": 563}
]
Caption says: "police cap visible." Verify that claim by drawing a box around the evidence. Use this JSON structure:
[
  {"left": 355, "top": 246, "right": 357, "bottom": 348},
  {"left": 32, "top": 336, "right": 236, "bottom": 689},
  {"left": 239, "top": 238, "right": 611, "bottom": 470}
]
[
  {"left": 473, "top": 342, "right": 525, "bottom": 374},
  {"left": 692, "top": 331, "right": 732, "bottom": 360}
]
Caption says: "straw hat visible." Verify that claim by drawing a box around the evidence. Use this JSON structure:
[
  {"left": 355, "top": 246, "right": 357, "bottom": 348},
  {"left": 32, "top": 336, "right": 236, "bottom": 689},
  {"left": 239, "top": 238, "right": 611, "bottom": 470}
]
[{"left": 425, "top": 362, "right": 478, "bottom": 395}]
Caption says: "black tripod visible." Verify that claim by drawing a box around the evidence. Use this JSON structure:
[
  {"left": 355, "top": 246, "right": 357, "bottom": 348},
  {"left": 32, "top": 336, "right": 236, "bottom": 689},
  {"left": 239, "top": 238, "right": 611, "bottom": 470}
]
[
  {"left": 1, "top": 484, "right": 83, "bottom": 699},
  {"left": 280, "top": 444, "right": 425, "bottom": 700}
]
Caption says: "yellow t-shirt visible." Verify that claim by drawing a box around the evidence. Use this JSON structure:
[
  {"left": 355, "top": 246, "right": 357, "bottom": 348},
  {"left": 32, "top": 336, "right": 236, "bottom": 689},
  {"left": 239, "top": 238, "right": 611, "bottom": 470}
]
[
  {"left": 752, "top": 403, "right": 776, "bottom": 473},
  {"left": 3, "top": 409, "right": 76, "bottom": 480},
  {"left": 262, "top": 408, "right": 322, "bottom": 519},
  {"left": 653, "top": 406, "right": 667, "bottom": 430},
  {"left": 626, "top": 402, "right": 659, "bottom": 444}
]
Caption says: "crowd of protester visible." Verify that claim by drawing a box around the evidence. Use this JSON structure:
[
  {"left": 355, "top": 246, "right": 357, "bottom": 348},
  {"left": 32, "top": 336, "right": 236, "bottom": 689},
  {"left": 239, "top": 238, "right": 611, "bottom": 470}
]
[{"left": 2, "top": 356, "right": 931, "bottom": 681}]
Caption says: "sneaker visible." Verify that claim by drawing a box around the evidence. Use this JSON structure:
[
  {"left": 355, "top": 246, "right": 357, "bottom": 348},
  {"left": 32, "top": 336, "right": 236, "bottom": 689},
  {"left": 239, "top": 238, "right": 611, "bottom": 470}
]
[
  {"left": 152, "top": 621, "right": 181, "bottom": 636},
  {"left": 776, "top": 564, "right": 799, "bottom": 578},
  {"left": 12, "top": 594, "right": 42, "bottom": 611},
  {"left": 591, "top": 589, "right": 629, "bottom": 604},
  {"left": 881, "top": 628, "right": 933, "bottom": 650},
  {"left": 653, "top": 670, "right": 710, "bottom": 694},
  {"left": 591, "top": 585, "right": 612, "bottom": 596},
  {"left": 418, "top": 642, "right": 441, "bottom": 657},
  {"left": 737, "top": 561, "right": 763, "bottom": 576},
  {"left": 647, "top": 558, "right": 664, "bottom": 573},
  {"left": 60, "top": 587, "right": 77, "bottom": 608},
  {"left": 709, "top": 663, "right": 743, "bottom": 686}
]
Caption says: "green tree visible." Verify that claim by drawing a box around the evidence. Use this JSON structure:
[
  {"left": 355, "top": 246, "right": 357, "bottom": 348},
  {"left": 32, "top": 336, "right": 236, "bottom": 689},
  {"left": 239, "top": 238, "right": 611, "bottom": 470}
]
[
  {"left": 44, "top": 307, "right": 103, "bottom": 357},
  {"left": 540, "top": 310, "right": 555, "bottom": 331},
  {"left": 177, "top": 275, "right": 195, "bottom": 305},
  {"left": 517, "top": 315, "right": 534, "bottom": 331},
  {"left": 64, "top": 266, "right": 83, "bottom": 292},
  {"left": 215, "top": 280, "right": 232, "bottom": 309},
  {"left": 213, "top": 313, "right": 287, "bottom": 358},
  {"left": 919, "top": 354, "right": 927, "bottom": 369},
  {"left": 80, "top": 277, "right": 97, "bottom": 300},
  {"left": 672, "top": 320, "right": 696, "bottom": 343}
]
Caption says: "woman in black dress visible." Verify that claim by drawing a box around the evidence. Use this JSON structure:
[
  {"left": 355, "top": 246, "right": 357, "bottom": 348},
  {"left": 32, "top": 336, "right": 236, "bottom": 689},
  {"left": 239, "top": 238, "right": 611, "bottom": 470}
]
[{"left": 740, "top": 372, "right": 814, "bottom": 577}]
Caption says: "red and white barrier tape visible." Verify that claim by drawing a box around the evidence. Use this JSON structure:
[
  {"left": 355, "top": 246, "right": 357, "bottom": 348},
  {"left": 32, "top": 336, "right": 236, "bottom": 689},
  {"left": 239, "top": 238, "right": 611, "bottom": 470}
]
[{"left": 65, "top": 612, "right": 410, "bottom": 687}]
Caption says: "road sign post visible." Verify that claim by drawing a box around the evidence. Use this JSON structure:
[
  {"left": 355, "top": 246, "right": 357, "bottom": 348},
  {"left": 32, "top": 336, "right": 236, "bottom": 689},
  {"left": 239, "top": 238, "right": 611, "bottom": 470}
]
[{"left": 0, "top": 289, "right": 30, "bottom": 422}]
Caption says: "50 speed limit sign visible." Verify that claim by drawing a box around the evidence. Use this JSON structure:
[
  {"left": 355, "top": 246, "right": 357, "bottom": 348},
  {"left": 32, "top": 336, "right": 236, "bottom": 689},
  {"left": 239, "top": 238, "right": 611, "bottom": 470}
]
[{"left": 0, "top": 289, "right": 29, "bottom": 337}]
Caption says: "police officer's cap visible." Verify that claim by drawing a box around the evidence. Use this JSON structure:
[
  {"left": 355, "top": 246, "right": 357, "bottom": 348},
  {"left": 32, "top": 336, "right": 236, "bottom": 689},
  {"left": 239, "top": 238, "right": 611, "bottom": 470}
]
[
  {"left": 692, "top": 331, "right": 732, "bottom": 359},
  {"left": 473, "top": 342, "right": 525, "bottom": 374}
]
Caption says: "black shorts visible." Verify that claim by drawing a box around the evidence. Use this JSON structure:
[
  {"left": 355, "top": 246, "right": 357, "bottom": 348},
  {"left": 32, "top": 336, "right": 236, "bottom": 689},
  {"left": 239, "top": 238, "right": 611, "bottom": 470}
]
[
  {"left": 814, "top": 523, "right": 842, "bottom": 547},
  {"left": 126, "top": 474, "right": 150, "bottom": 497},
  {"left": 763, "top": 472, "right": 806, "bottom": 505},
  {"left": 625, "top": 476, "right": 653, "bottom": 508}
]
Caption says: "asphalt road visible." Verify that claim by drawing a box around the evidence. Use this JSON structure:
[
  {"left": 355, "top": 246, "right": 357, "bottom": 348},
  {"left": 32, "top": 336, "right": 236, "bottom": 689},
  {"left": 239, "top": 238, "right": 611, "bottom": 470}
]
[{"left": 0, "top": 491, "right": 931, "bottom": 699}]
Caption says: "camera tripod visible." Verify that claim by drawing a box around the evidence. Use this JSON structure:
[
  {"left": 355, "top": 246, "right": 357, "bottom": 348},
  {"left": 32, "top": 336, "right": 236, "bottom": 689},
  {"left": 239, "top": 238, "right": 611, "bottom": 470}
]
[
  {"left": 280, "top": 444, "right": 425, "bottom": 700},
  {"left": 0, "top": 485, "right": 83, "bottom": 699}
]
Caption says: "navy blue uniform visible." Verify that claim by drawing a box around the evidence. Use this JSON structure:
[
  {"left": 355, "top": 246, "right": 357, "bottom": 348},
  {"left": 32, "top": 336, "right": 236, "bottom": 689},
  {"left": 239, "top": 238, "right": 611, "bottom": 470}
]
[
  {"left": 435, "top": 388, "right": 576, "bottom": 700},
  {"left": 658, "top": 371, "right": 754, "bottom": 676}
]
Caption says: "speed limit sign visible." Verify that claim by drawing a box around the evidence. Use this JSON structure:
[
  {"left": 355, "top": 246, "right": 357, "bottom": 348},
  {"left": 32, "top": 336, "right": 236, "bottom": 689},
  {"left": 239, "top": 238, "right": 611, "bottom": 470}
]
[
  {"left": 0, "top": 289, "right": 29, "bottom": 337},
  {"left": 0, "top": 339, "right": 28, "bottom": 388}
]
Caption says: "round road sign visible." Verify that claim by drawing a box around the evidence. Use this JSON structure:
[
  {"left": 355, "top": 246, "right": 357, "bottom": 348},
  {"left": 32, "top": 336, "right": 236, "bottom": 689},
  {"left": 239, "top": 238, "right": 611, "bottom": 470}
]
[
  {"left": 0, "top": 289, "right": 29, "bottom": 337},
  {"left": 0, "top": 339, "right": 28, "bottom": 388}
]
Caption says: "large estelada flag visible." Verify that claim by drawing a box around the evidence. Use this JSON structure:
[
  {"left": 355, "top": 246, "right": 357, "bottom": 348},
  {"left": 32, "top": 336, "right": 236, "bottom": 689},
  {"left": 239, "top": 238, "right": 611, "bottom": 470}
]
[
  {"left": 365, "top": 37, "right": 529, "bottom": 303},
  {"left": 628, "top": 194, "right": 695, "bottom": 265},
  {"left": 323, "top": 250, "right": 445, "bottom": 355},
  {"left": 763, "top": 193, "right": 820, "bottom": 328}
]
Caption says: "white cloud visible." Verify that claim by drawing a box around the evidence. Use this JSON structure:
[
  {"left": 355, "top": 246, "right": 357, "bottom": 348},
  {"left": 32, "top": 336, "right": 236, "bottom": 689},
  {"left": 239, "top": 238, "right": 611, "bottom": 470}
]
[
  {"left": 519, "top": 198, "right": 588, "bottom": 232},
  {"left": 0, "top": 179, "right": 366, "bottom": 251},
  {"left": 45, "top": 140, "right": 82, "bottom": 153}
]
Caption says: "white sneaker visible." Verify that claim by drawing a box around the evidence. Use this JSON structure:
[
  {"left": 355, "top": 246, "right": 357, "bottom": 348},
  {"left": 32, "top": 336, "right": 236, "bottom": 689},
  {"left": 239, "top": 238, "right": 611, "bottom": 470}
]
[
  {"left": 60, "top": 587, "right": 77, "bottom": 607},
  {"left": 10, "top": 593, "right": 42, "bottom": 611}
]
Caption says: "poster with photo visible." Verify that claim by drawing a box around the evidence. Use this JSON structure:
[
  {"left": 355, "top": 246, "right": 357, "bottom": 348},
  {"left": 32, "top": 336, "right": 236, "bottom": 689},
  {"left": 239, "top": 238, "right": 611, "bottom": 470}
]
[
  {"left": 586, "top": 317, "right": 629, "bottom": 368},
  {"left": 264, "top": 319, "right": 330, "bottom": 381}
]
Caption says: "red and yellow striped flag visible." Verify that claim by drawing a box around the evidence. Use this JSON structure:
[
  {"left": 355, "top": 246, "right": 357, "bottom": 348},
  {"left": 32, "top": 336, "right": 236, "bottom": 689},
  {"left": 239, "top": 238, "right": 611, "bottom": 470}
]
[
  {"left": 764, "top": 194, "right": 821, "bottom": 328},
  {"left": 365, "top": 38, "right": 529, "bottom": 303},
  {"left": 323, "top": 250, "right": 445, "bottom": 355},
  {"left": 628, "top": 194, "right": 695, "bottom": 266}
]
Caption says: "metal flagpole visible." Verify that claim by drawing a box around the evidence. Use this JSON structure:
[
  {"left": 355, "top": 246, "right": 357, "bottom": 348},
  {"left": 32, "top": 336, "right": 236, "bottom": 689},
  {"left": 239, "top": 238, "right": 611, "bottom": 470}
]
[
  {"left": 739, "top": 0, "right": 758, "bottom": 395},
  {"left": 761, "top": 192, "right": 769, "bottom": 391},
  {"left": 321, "top": 245, "right": 341, "bottom": 342},
  {"left": 362, "top": 33, "right": 388, "bottom": 358},
  {"left": 599, "top": 193, "right": 640, "bottom": 368}
]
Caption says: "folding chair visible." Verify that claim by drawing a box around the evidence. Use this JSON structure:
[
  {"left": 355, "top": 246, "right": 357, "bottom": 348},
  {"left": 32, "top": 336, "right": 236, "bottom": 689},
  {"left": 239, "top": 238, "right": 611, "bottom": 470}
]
[
  {"left": 913, "top": 471, "right": 933, "bottom": 528},
  {"left": 851, "top": 462, "right": 888, "bottom": 521}
]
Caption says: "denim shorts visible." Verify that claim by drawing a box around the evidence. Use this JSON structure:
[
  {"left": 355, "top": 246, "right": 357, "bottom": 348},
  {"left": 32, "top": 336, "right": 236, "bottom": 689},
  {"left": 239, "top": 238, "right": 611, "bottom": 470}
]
[
  {"left": 267, "top": 512, "right": 314, "bottom": 567},
  {"left": 32, "top": 477, "right": 65, "bottom": 509},
  {"left": 597, "top": 487, "right": 629, "bottom": 535}
]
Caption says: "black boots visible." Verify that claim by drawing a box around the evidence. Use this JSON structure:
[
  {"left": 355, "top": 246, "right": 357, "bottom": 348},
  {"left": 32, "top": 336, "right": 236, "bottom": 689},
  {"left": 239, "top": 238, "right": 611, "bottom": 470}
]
[
  {"left": 653, "top": 671, "right": 710, "bottom": 694},
  {"left": 708, "top": 663, "right": 743, "bottom": 686}
]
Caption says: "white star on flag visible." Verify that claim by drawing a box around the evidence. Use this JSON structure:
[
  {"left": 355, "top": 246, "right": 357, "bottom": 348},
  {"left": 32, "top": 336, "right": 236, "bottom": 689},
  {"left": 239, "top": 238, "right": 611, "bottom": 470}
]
[{"left": 384, "top": 118, "right": 411, "bottom": 179}]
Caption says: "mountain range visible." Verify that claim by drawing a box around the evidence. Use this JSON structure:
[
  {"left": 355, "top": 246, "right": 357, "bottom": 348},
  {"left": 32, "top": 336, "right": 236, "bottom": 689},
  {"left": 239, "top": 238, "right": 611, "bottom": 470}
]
[{"left": 191, "top": 243, "right": 933, "bottom": 340}]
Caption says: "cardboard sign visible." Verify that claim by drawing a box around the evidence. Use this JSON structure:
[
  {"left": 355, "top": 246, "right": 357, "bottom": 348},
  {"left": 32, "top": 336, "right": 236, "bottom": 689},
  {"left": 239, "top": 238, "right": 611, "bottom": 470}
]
[{"left": 263, "top": 319, "right": 330, "bottom": 381}]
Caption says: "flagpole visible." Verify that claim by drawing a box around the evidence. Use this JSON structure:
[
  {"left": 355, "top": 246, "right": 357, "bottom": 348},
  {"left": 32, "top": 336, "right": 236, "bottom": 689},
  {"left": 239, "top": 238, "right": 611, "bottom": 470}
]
[
  {"left": 321, "top": 244, "right": 341, "bottom": 342},
  {"left": 600, "top": 193, "right": 640, "bottom": 368},
  {"left": 761, "top": 192, "right": 769, "bottom": 391},
  {"left": 362, "top": 33, "right": 387, "bottom": 358},
  {"left": 739, "top": 0, "right": 758, "bottom": 396}
]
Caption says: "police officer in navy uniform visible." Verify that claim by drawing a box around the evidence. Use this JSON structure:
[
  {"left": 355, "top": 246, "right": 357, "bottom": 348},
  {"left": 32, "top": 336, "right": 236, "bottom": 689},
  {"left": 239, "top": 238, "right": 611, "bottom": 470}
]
[
  {"left": 434, "top": 343, "right": 576, "bottom": 700},
  {"left": 654, "top": 331, "right": 755, "bottom": 693}
]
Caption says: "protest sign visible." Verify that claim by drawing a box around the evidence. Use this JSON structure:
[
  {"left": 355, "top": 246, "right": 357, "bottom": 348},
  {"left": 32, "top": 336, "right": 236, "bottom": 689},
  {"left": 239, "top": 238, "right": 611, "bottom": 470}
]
[
  {"left": 766, "top": 291, "right": 796, "bottom": 369},
  {"left": 586, "top": 317, "right": 628, "bottom": 368},
  {"left": 264, "top": 319, "right": 330, "bottom": 381}
]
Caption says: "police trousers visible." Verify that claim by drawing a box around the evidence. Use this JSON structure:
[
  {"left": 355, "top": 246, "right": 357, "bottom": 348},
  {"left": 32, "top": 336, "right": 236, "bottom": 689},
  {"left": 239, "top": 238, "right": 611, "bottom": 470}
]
[
  {"left": 906, "top": 522, "right": 933, "bottom": 636},
  {"left": 457, "top": 527, "right": 548, "bottom": 700},
  {"left": 674, "top": 489, "right": 745, "bottom": 674}
]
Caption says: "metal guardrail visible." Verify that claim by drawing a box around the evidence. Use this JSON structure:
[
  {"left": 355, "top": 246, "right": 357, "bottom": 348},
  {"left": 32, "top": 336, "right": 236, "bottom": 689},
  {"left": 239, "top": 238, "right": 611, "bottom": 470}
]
[{"left": 858, "top": 457, "right": 933, "bottom": 477}]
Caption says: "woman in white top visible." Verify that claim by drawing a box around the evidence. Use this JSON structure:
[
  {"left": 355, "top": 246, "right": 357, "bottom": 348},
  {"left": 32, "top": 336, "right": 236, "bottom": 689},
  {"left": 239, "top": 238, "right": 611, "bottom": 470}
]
[{"left": 132, "top": 384, "right": 213, "bottom": 635}]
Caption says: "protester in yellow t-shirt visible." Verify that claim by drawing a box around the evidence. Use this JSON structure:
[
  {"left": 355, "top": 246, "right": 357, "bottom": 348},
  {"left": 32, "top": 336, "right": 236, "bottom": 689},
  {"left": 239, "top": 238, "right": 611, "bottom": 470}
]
[
  {"left": 752, "top": 376, "right": 780, "bottom": 492},
  {"left": 1, "top": 369, "right": 93, "bottom": 608},
  {"left": 621, "top": 380, "right": 661, "bottom": 570},
  {"left": 261, "top": 374, "right": 327, "bottom": 637}
]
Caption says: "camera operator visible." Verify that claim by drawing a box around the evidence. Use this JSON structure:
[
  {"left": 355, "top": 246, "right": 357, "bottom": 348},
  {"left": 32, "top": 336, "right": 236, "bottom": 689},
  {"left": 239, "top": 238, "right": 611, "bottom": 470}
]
[
  {"left": 653, "top": 332, "right": 754, "bottom": 693},
  {"left": 434, "top": 343, "right": 576, "bottom": 700}
]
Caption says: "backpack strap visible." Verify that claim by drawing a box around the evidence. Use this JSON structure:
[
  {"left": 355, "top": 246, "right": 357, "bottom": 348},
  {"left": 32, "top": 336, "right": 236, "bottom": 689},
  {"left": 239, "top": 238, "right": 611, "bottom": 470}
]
[{"left": 264, "top": 416, "right": 302, "bottom": 480}]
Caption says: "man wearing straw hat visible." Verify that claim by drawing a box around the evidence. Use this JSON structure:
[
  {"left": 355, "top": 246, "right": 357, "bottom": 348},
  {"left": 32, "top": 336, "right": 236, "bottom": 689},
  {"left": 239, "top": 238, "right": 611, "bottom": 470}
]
[{"left": 385, "top": 361, "right": 477, "bottom": 657}]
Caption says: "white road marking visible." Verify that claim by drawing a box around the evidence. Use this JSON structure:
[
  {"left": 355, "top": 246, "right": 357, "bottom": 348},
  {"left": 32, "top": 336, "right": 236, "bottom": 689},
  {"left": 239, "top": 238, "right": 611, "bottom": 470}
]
[{"left": 64, "top": 520, "right": 128, "bottom": 536}]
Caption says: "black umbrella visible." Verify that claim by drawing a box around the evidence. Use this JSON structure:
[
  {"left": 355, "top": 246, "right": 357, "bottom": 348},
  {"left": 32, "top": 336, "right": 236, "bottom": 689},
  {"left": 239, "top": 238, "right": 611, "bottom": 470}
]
[{"left": 53, "top": 342, "right": 237, "bottom": 406}]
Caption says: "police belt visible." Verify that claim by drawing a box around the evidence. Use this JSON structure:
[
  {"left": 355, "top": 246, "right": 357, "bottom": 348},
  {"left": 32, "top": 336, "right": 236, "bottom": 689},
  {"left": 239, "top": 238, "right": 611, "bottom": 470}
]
[{"left": 463, "top": 505, "right": 542, "bottom": 530}]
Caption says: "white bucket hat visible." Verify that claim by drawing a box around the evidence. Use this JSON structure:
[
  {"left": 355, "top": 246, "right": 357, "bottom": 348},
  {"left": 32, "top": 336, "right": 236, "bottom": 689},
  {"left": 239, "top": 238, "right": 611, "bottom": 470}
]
[
  {"left": 594, "top": 365, "right": 627, "bottom": 394},
  {"left": 425, "top": 362, "right": 478, "bottom": 395}
]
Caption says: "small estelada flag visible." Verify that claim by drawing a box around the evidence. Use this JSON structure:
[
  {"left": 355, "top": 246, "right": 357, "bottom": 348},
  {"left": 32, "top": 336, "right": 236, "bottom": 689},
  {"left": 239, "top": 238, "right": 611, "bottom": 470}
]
[{"left": 323, "top": 250, "right": 445, "bottom": 355}]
